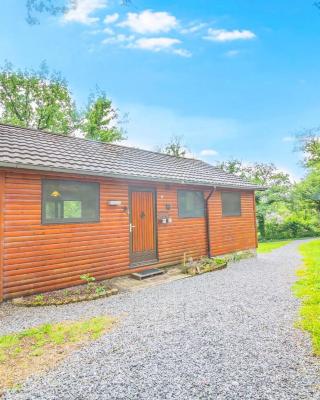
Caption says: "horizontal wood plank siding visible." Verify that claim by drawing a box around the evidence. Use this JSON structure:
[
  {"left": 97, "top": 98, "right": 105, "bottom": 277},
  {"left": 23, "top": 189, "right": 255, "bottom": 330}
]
[
  {"left": 0, "top": 168, "right": 257, "bottom": 299},
  {"left": 0, "top": 171, "right": 4, "bottom": 301},
  {"left": 2, "top": 170, "right": 130, "bottom": 298},
  {"left": 157, "top": 185, "right": 207, "bottom": 264},
  {"left": 208, "top": 190, "right": 257, "bottom": 255}
]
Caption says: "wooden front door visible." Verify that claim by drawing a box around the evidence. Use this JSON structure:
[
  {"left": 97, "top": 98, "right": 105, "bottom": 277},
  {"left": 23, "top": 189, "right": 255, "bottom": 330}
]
[{"left": 130, "top": 188, "right": 157, "bottom": 266}]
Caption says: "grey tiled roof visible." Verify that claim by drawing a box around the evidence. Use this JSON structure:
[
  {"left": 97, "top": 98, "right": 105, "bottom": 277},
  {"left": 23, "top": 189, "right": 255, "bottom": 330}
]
[{"left": 0, "top": 124, "right": 262, "bottom": 190}]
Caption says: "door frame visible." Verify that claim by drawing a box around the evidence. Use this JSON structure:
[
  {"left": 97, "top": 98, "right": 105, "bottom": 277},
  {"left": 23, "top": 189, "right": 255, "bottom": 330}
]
[{"left": 128, "top": 186, "right": 158, "bottom": 267}]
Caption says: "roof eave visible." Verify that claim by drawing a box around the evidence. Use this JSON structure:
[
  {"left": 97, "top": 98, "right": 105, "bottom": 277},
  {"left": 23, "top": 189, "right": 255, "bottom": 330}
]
[{"left": 0, "top": 161, "right": 263, "bottom": 191}]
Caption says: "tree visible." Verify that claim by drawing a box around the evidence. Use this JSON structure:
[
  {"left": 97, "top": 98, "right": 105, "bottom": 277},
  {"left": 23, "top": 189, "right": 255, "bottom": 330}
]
[
  {"left": 81, "top": 89, "right": 126, "bottom": 142},
  {"left": 216, "top": 160, "right": 292, "bottom": 239},
  {"left": 25, "top": 0, "right": 131, "bottom": 25},
  {"left": 26, "top": 0, "right": 66, "bottom": 25},
  {"left": 214, "top": 159, "right": 247, "bottom": 178},
  {"left": 293, "top": 170, "right": 320, "bottom": 214},
  {"left": 294, "top": 129, "right": 320, "bottom": 224},
  {"left": 0, "top": 61, "right": 125, "bottom": 143},
  {"left": 157, "top": 135, "right": 188, "bottom": 157},
  {"left": 297, "top": 128, "right": 320, "bottom": 170},
  {"left": 251, "top": 164, "right": 292, "bottom": 239},
  {"left": 0, "top": 61, "right": 77, "bottom": 135}
]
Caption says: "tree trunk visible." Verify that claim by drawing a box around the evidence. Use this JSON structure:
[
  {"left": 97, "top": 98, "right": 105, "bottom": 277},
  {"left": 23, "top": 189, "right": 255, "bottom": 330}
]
[{"left": 257, "top": 214, "right": 266, "bottom": 239}]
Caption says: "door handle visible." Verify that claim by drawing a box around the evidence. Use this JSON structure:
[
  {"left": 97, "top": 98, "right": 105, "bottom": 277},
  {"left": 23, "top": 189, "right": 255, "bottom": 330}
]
[{"left": 130, "top": 223, "right": 135, "bottom": 232}]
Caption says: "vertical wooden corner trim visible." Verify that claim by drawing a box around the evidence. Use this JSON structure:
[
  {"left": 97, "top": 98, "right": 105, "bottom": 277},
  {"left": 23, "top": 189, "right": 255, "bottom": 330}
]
[
  {"left": 0, "top": 172, "right": 4, "bottom": 302},
  {"left": 252, "top": 191, "right": 258, "bottom": 249}
]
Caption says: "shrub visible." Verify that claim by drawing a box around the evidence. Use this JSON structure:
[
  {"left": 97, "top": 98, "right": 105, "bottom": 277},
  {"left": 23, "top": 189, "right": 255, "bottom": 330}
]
[
  {"left": 263, "top": 216, "right": 320, "bottom": 240},
  {"left": 181, "top": 257, "right": 227, "bottom": 275}
]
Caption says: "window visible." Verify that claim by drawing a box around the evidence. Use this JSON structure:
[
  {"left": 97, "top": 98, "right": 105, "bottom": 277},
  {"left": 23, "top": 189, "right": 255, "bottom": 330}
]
[
  {"left": 221, "top": 192, "right": 241, "bottom": 216},
  {"left": 42, "top": 180, "right": 100, "bottom": 224},
  {"left": 178, "top": 190, "right": 204, "bottom": 218}
]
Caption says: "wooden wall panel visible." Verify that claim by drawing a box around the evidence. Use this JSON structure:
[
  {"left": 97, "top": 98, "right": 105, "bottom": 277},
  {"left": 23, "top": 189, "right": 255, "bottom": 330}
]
[
  {"left": 208, "top": 190, "right": 257, "bottom": 256},
  {"left": 0, "top": 168, "right": 257, "bottom": 299},
  {"left": 2, "top": 170, "right": 130, "bottom": 299},
  {"left": 0, "top": 172, "right": 4, "bottom": 301},
  {"left": 156, "top": 184, "right": 207, "bottom": 264}
]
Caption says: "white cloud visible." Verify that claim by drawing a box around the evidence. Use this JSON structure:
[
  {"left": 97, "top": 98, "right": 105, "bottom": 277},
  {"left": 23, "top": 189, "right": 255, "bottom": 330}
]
[
  {"left": 200, "top": 149, "right": 219, "bottom": 156},
  {"left": 103, "top": 27, "right": 114, "bottom": 35},
  {"left": 180, "top": 22, "right": 207, "bottom": 34},
  {"left": 172, "top": 48, "right": 192, "bottom": 58},
  {"left": 282, "top": 136, "right": 295, "bottom": 142},
  {"left": 225, "top": 50, "right": 240, "bottom": 57},
  {"left": 104, "top": 13, "right": 119, "bottom": 24},
  {"left": 133, "top": 37, "right": 180, "bottom": 51},
  {"left": 63, "top": 0, "right": 107, "bottom": 24},
  {"left": 184, "top": 150, "right": 197, "bottom": 159},
  {"left": 119, "top": 10, "right": 178, "bottom": 34},
  {"left": 102, "top": 34, "right": 135, "bottom": 44},
  {"left": 204, "top": 28, "right": 256, "bottom": 42},
  {"left": 128, "top": 37, "right": 190, "bottom": 57}
]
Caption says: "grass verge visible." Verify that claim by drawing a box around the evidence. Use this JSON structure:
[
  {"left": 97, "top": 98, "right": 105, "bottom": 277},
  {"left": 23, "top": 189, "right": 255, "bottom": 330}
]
[
  {"left": 0, "top": 316, "right": 115, "bottom": 394},
  {"left": 294, "top": 239, "right": 320, "bottom": 355},
  {"left": 257, "top": 240, "right": 292, "bottom": 254}
]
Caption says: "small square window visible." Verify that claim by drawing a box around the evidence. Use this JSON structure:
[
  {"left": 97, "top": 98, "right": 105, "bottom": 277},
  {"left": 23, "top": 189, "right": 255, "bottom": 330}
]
[
  {"left": 221, "top": 192, "right": 241, "bottom": 216},
  {"left": 178, "top": 190, "right": 204, "bottom": 218},
  {"left": 42, "top": 180, "right": 99, "bottom": 224}
]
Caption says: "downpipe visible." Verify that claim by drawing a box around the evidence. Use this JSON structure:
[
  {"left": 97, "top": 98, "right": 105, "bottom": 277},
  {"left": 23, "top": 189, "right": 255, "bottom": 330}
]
[{"left": 205, "top": 186, "right": 216, "bottom": 258}]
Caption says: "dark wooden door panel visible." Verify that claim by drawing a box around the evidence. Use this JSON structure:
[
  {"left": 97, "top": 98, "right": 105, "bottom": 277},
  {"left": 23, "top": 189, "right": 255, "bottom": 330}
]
[{"left": 130, "top": 189, "right": 157, "bottom": 265}]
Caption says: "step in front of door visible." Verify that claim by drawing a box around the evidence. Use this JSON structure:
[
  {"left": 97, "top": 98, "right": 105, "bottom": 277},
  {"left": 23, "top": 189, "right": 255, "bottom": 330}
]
[{"left": 131, "top": 268, "right": 164, "bottom": 280}]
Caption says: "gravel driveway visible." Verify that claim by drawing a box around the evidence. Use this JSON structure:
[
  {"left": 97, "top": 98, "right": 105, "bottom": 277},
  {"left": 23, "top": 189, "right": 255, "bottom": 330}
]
[{"left": 1, "top": 240, "right": 320, "bottom": 400}]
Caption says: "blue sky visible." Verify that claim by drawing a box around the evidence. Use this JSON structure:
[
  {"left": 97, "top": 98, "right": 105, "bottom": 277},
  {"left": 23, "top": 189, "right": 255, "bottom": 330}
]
[{"left": 1, "top": 0, "right": 320, "bottom": 179}]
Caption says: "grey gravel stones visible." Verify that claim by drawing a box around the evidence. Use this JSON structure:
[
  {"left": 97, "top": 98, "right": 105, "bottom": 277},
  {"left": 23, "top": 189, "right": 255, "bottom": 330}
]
[{"left": 1, "top": 240, "right": 320, "bottom": 399}]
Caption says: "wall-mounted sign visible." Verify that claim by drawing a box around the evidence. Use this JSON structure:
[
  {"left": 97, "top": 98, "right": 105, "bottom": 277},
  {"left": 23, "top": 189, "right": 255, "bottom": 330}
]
[{"left": 108, "top": 200, "right": 122, "bottom": 206}]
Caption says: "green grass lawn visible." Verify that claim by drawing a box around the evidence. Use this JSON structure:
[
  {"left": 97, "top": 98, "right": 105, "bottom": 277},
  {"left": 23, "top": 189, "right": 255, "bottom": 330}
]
[
  {"left": 294, "top": 239, "right": 320, "bottom": 355},
  {"left": 257, "top": 240, "right": 292, "bottom": 254}
]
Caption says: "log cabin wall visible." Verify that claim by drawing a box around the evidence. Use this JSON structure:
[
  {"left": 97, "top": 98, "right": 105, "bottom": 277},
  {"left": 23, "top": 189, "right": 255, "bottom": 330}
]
[
  {"left": 2, "top": 169, "right": 129, "bottom": 299},
  {"left": 0, "top": 168, "right": 257, "bottom": 300},
  {"left": 156, "top": 184, "right": 208, "bottom": 264},
  {"left": 208, "top": 190, "right": 258, "bottom": 256}
]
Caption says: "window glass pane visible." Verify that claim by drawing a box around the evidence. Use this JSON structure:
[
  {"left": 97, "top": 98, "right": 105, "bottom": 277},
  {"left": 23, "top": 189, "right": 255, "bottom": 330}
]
[
  {"left": 42, "top": 180, "right": 99, "bottom": 224},
  {"left": 64, "top": 201, "right": 82, "bottom": 218},
  {"left": 221, "top": 192, "right": 241, "bottom": 216},
  {"left": 45, "top": 201, "right": 56, "bottom": 220},
  {"left": 178, "top": 190, "right": 204, "bottom": 218}
]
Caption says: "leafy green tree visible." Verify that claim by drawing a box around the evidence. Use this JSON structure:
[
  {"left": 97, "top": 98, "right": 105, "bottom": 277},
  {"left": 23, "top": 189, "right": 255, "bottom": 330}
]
[
  {"left": 0, "top": 62, "right": 125, "bottom": 143},
  {"left": 81, "top": 90, "right": 126, "bottom": 142},
  {"left": 26, "top": 0, "right": 66, "bottom": 25},
  {"left": 0, "top": 61, "right": 77, "bottom": 134},
  {"left": 25, "top": 0, "right": 130, "bottom": 25},
  {"left": 216, "top": 160, "right": 292, "bottom": 239},
  {"left": 293, "top": 170, "right": 320, "bottom": 214},
  {"left": 249, "top": 164, "right": 292, "bottom": 239},
  {"left": 157, "top": 135, "right": 188, "bottom": 157},
  {"left": 215, "top": 159, "right": 246, "bottom": 177},
  {"left": 297, "top": 128, "right": 320, "bottom": 170}
]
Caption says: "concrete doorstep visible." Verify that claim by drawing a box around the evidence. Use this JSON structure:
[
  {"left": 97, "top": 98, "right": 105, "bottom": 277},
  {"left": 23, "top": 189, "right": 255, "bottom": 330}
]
[{"left": 109, "top": 266, "right": 189, "bottom": 293}]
